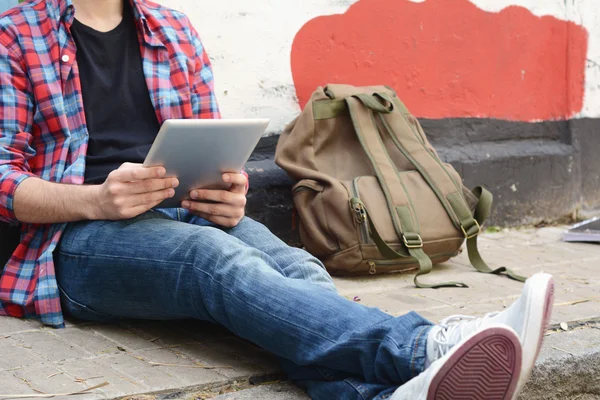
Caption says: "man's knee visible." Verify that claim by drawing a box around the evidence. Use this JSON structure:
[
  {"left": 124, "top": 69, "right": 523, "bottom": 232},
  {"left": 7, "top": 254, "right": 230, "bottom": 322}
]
[{"left": 292, "top": 256, "right": 338, "bottom": 293}]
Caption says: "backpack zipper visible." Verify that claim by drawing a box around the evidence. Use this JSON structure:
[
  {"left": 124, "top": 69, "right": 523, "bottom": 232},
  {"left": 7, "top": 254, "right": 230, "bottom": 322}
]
[
  {"left": 351, "top": 177, "right": 371, "bottom": 244},
  {"left": 368, "top": 260, "right": 377, "bottom": 275}
]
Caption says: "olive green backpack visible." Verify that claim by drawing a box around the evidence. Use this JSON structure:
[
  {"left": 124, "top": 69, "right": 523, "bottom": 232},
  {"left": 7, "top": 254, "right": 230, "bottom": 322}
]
[{"left": 275, "top": 84, "right": 525, "bottom": 288}]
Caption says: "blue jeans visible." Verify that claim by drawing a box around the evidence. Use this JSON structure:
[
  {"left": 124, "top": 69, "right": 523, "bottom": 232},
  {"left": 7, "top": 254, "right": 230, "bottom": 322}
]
[{"left": 54, "top": 208, "right": 433, "bottom": 400}]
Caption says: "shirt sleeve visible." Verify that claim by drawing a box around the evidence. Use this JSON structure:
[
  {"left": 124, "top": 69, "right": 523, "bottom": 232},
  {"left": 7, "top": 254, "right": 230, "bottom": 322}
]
[
  {"left": 0, "top": 40, "right": 37, "bottom": 224},
  {"left": 187, "top": 22, "right": 221, "bottom": 120}
]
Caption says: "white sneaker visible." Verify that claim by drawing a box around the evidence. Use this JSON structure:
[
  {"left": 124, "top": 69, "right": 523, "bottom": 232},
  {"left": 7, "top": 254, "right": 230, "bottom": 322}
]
[
  {"left": 391, "top": 324, "right": 522, "bottom": 400},
  {"left": 426, "top": 273, "right": 555, "bottom": 393}
]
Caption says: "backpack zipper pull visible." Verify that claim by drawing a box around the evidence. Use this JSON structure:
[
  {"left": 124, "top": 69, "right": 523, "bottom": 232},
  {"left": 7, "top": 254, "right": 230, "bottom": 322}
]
[
  {"left": 351, "top": 199, "right": 367, "bottom": 224},
  {"left": 368, "top": 261, "right": 377, "bottom": 275}
]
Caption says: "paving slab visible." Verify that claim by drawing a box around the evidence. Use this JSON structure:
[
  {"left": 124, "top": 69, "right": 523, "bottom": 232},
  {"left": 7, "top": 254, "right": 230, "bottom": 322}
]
[
  {"left": 11, "top": 363, "right": 84, "bottom": 395},
  {"left": 54, "top": 358, "right": 143, "bottom": 398},
  {"left": 53, "top": 326, "right": 125, "bottom": 356},
  {"left": 0, "top": 336, "right": 47, "bottom": 370},
  {"left": 9, "top": 330, "right": 89, "bottom": 362},
  {"left": 0, "top": 226, "right": 598, "bottom": 400},
  {"left": 0, "top": 371, "right": 39, "bottom": 395}
]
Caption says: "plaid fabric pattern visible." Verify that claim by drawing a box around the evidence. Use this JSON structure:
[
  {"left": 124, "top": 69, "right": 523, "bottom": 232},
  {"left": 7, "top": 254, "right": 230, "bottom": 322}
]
[{"left": 0, "top": 0, "right": 220, "bottom": 327}]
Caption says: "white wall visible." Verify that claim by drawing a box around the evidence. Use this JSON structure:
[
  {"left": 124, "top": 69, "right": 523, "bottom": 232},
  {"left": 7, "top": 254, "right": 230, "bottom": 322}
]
[{"left": 159, "top": 0, "right": 600, "bottom": 135}]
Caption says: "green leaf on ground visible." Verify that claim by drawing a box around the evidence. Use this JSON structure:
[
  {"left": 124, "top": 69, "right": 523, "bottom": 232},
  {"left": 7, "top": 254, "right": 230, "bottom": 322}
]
[{"left": 485, "top": 226, "right": 502, "bottom": 233}]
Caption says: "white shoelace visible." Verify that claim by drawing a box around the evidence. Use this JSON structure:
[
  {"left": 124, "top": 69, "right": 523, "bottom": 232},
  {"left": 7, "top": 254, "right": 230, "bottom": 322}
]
[{"left": 431, "top": 313, "right": 500, "bottom": 360}]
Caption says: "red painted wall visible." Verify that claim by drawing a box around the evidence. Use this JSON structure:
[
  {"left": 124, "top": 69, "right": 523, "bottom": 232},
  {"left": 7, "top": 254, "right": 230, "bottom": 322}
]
[{"left": 291, "top": 0, "right": 588, "bottom": 122}]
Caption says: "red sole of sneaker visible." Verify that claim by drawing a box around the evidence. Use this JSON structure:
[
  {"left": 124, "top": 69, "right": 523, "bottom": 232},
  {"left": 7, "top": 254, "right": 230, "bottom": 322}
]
[{"left": 427, "top": 327, "right": 522, "bottom": 400}]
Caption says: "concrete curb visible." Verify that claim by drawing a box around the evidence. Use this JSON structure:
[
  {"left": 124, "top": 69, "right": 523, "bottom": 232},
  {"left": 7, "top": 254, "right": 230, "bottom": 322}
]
[{"left": 519, "top": 319, "right": 600, "bottom": 400}]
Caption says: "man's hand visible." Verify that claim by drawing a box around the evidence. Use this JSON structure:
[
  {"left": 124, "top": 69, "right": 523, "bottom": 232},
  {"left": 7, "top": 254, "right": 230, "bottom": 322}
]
[
  {"left": 96, "top": 163, "right": 179, "bottom": 220},
  {"left": 183, "top": 173, "right": 247, "bottom": 228}
]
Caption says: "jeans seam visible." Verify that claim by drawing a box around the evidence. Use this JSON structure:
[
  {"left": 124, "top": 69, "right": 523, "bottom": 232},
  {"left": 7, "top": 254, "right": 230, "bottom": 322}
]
[
  {"left": 315, "top": 366, "right": 336, "bottom": 381},
  {"left": 57, "top": 251, "right": 196, "bottom": 266},
  {"left": 57, "top": 284, "right": 117, "bottom": 319},
  {"left": 410, "top": 325, "right": 429, "bottom": 378},
  {"left": 344, "top": 379, "right": 370, "bottom": 400}
]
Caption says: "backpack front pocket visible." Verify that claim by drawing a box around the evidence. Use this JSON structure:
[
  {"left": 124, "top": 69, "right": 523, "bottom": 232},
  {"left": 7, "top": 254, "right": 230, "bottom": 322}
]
[{"left": 292, "top": 179, "right": 339, "bottom": 257}]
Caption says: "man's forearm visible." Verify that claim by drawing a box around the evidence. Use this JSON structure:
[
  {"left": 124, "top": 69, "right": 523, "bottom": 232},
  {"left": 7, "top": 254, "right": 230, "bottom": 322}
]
[{"left": 13, "top": 177, "right": 101, "bottom": 224}]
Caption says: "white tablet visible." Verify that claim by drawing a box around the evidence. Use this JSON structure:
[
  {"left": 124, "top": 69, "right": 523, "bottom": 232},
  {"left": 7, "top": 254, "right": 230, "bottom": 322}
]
[{"left": 143, "top": 118, "right": 270, "bottom": 209}]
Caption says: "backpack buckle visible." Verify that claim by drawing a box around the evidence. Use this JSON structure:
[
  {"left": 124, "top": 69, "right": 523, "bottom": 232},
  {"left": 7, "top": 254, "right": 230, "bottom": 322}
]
[
  {"left": 461, "top": 220, "right": 481, "bottom": 239},
  {"left": 403, "top": 233, "right": 423, "bottom": 249}
]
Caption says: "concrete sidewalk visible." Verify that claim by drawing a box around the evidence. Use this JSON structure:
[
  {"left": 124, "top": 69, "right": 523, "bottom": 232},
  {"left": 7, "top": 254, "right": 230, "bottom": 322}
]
[{"left": 0, "top": 226, "right": 599, "bottom": 400}]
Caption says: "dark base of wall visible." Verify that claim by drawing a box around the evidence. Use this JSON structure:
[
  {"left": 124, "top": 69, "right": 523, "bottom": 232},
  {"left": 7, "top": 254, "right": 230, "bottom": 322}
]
[{"left": 245, "top": 118, "right": 600, "bottom": 244}]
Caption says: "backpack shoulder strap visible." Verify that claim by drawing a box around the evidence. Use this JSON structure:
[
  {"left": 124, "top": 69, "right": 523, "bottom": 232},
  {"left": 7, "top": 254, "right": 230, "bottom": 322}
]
[
  {"left": 468, "top": 187, "right": 527, "bottom": 282},
  {"left": 378, "top": 92, "right": 525, "bottom": 283},
  {"left": 377, "top": 93, "right": 476, "bottom": 233},
  {"left": 345, "top": 95, "right": 468, "bottom": 288}
]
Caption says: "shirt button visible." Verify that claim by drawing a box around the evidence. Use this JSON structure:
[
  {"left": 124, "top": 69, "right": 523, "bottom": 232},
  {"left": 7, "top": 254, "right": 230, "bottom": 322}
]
[{"left": 61, "top": 55, "right": 70, "bottom": 63}]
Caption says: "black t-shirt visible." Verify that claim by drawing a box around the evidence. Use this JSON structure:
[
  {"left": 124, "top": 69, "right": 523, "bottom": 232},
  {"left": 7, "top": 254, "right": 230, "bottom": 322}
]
[{"left": 71, "top": 2, "right": 161, "bottom": 184}]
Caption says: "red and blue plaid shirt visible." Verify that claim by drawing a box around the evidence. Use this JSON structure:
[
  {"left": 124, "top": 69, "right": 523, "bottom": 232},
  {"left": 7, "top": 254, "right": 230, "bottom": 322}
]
[{"left": 0, "top": 0, "right": 220, "bottom": 327}]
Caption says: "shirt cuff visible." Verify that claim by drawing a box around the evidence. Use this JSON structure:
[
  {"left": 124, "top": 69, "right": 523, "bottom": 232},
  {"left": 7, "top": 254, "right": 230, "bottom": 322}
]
[{"left": 0, "top": 169, "right": 36, "bottom": 224}]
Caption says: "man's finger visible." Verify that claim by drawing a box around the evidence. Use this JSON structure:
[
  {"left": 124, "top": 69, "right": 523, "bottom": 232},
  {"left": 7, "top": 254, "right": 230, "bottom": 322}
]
[
  {"left": 129, "top": 200, "right": 165, "bottom": 218},
  {"left": 127, "top": 188, "right": 175, "bottom": 207},
  {"left": 129, "top": 178, "right": 179, "bottom": 194},
  {"left": 182, "top": 200, "right": 243, "bottom": 219},
  {"left": 114, "top": 166, "right": 166, "bottom": 182},
  {"left": 119, "top": 162, "right": 143, "bottom": 169},
  {"left": 189, "top": 189, "right": 245, "bottom": 206},
  {"left": 223, "top": 173, "right": 247, "bottom": 194},
  {"left": 127, "top": 188, "right": 177, "bottom": 217},
  {"left": 193, "top": 212, "right": 240, "bottom": 228}
]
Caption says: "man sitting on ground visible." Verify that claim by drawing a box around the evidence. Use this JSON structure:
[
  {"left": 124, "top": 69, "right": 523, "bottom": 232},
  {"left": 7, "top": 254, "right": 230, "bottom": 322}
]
[{"left": 0, "top": 1, "right": 553, "bottom": 399}]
